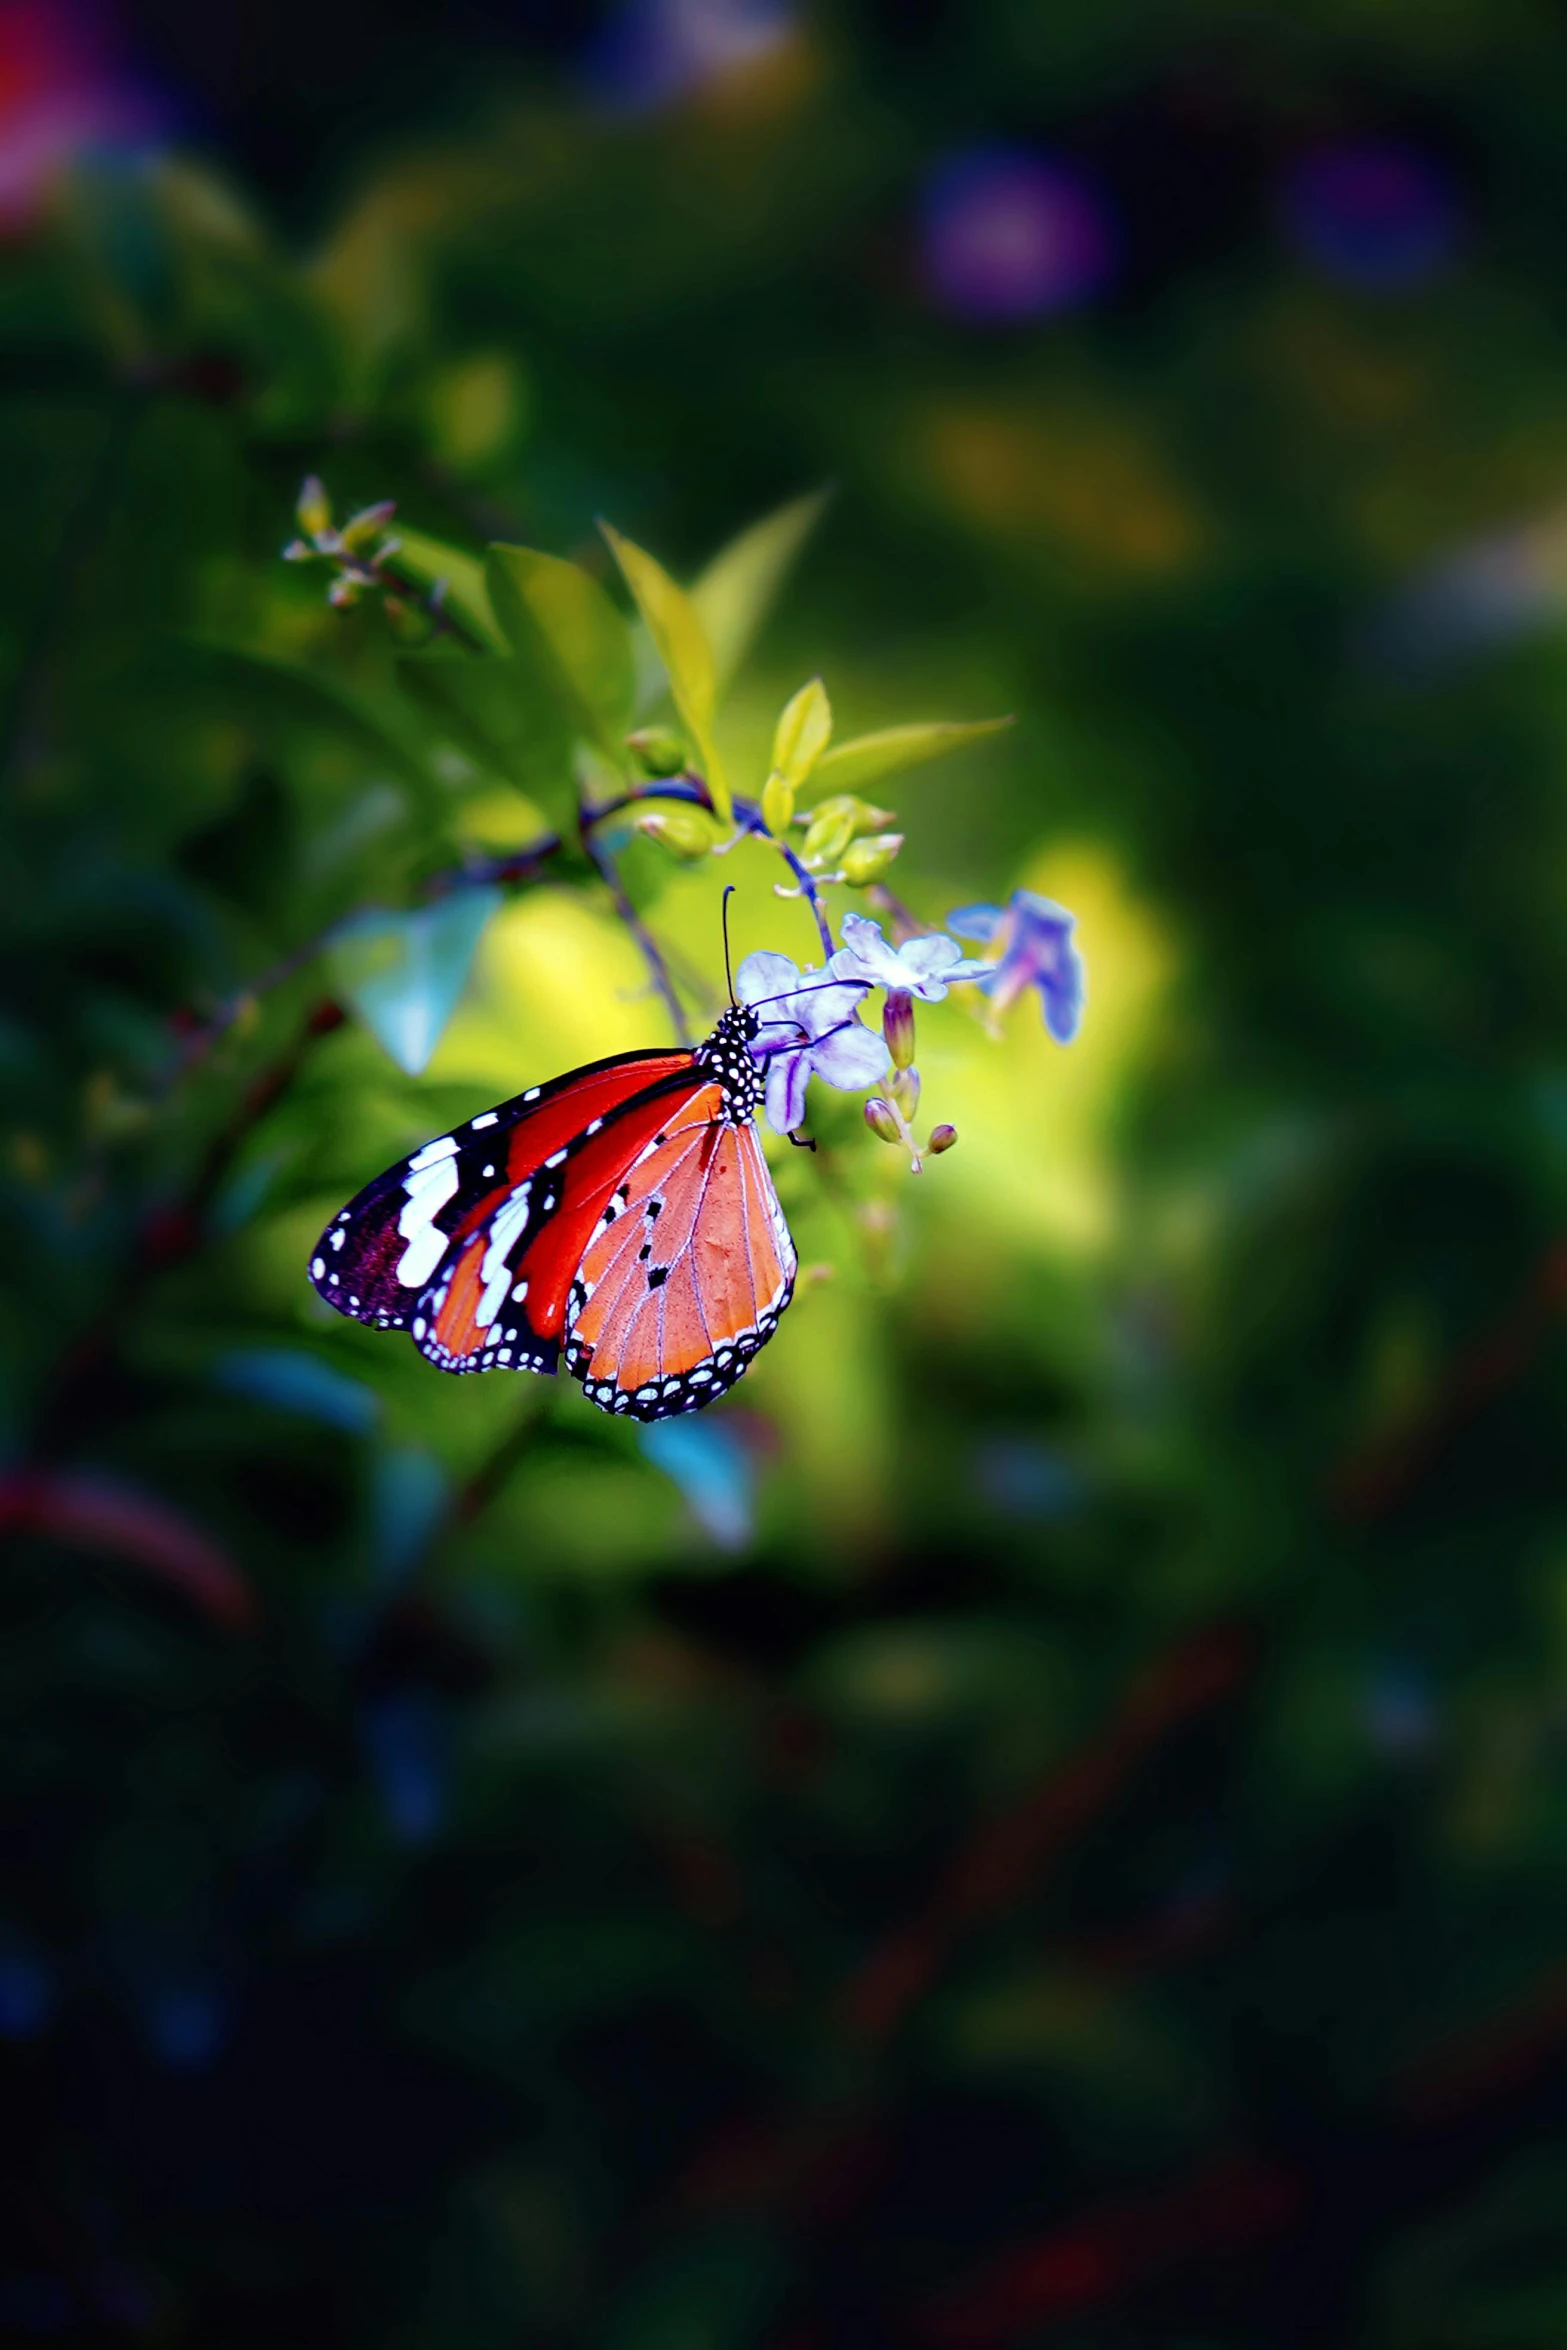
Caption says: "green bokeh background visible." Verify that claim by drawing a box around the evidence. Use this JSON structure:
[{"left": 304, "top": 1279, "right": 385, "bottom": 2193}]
[{"left": 7, "top": 3, "right": 1567, "bottom": 2342}]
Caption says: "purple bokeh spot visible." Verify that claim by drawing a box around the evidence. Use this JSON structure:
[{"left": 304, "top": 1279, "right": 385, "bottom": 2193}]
[
  {"left": 922, "top": 146, "right": 1115, "bottom": 323},
  {"left": 1281, "top": 142, "right": 1460, "bottom": 293}
]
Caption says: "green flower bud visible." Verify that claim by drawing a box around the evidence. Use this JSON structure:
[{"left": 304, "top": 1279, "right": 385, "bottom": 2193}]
[
  {"left": 340, "top": 499, "right": 397, "bottom": 554},
  {"left": 801, "top": 792, "right": 897, "bottom": 837},
  {"left": 928, "top": 1123, "right": 958, "bottom": 1155},
  {"left": 864, "top": 1097, "right": 903, "bottom": 1146},
  {"left": 801, "top": 801, "right": 857, "bottom": 867},
  {"left": 297, "top": 475, "right": 332, "bottom": 539},
  {"left": 890, "top": 1064, "right": 921, "bottom": 1118},
  {"left": 327, "top": 575, "right": 361, "bottom": 609},
  {"left": 625, "top": 726, "right": 689, "bottom": 778},
  {"left": 840, "top": 833, "right": 905, "bottom": 886},
  {"left": 634, "top": 805, "right": 722, "bottom": 861},
  {"left": 761, "top": 768, "right": 796, "bottom": 837}
]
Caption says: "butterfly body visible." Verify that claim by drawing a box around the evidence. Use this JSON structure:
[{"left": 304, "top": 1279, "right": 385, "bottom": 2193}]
[{"left": 309, "top": 1006, "right": 797, "bottom": 1420}]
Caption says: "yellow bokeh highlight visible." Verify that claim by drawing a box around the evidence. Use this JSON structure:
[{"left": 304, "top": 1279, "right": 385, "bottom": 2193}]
[
  {"left": 428, "top": 887, "right": 664, "bottom": 1090},
  {"left": 912, "top": 399, "right": 1206, "bottom": 577},
  {"left": 930, "top": 841, "right": 1174, "bottom": 1255}
]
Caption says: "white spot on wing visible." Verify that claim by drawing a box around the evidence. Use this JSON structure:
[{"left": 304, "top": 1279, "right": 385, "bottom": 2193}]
[
  {"left": 408, "top": 1134, "right": 459, "bottom": 1173},
  {"left": 471, "top": 1111, "right": 498, "bottom": 1130},
  {"left": 475, "top": 1181, "right": 533, "bottom": 1328},
  {"left": 395, "top": 1222, "right": 447, "bottom": 1289}
]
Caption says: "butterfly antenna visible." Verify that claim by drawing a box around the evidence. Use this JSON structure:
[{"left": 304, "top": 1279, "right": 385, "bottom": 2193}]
[{"left": 721, "top": 884, "right": 737, "bottom": 1007}]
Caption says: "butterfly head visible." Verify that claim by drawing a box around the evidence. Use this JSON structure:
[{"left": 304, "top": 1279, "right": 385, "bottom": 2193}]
[{"left": 697, "top": 1002, "right": 764, "bottom": 1120}]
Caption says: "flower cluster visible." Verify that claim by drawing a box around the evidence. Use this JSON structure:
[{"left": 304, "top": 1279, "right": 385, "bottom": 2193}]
[
  {"left": 283, "top": 479, "right": 407, "bottom": 614},
  {"left": 735, "top": 913, "right": 999, "bottom": 1166}
]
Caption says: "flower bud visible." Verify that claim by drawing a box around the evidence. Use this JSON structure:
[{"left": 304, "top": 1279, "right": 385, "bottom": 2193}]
[
  {"left": 841, "top": 833, "right": 905, "bottom": 886},
  {"left": 890, "top": 1063, "right": 921, "bottom": 1118},
  {"left": 864, "top": 1097, "right": 903, "bottom": 1146},
  {"left": 340, "top": 499, "right": 397, "bottom": 553},
  {"left": 282, "top": 537, "right": 313, "bottom": 562},
  {"left": 297, "top": 475, "right": 332, "bottom": 539},
  {"left": 927, "top": 1123, "right": 959, "bottom": 1155},
  {"left": 801, "top": 802, "right": 857, "bottom": 867},
  {"left": 761, "top": 768, "right": 796, "bottom": 837},
  {"left": 882, "top": 987, "right": 916, "bottom": 1068},
  {"left": 803, "top": 791, "right": 897, "bottom": 836},
  {"left": 625, "top": 725, "right": 689, "bottom": 777},
  {"left": 634, "top": 805, "right": 722, "bottom": 861},
  {"left": 327, "top": 575, "right": 361, "bottom": 609}
]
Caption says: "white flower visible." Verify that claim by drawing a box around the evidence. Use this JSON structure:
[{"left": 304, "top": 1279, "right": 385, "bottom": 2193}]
[{"left": 828, "top": 911, "right": 992, "bottom": 1003}]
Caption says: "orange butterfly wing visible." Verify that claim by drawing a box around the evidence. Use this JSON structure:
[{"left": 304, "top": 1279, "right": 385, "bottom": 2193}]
[
  {"left": 310, "top": 1048, "right": 695, "bottom": 1371},
  {"left": 564, "top": 1100, "right": 796, "bottom": 1416}
]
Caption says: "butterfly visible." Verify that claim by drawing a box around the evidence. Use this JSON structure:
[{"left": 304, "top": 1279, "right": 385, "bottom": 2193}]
[{"left": 308, "top": 1000, "right": 798, "bottom": 1421}]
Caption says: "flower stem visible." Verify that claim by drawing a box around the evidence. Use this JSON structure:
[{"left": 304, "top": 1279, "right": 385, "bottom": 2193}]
[
  {"left": 578, "top": 815, "right": 692, "bottom": 1048},
  {"left": 732, "top": 797, "right": 836, "bottom": 959}
]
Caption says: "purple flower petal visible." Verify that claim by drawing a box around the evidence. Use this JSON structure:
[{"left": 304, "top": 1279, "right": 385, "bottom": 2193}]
[
  {"left": 809, "top": 1019, "right": 891, "bottom": 1093},
  {"left": 946, "top": 902, "right": 1005, "bottom": 942},
  {"left": 765, "top": 1051, "right": 809, "bottom": 1135},
  {"left": 736, "top": 949, "right": 803, "bottom": 1009}
]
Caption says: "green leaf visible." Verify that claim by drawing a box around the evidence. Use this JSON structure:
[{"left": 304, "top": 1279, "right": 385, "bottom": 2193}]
[
  {"left": 811, "top": 716, "right": 1013, "bottom": 795},
  {"left": 395, "top": 650, "right": 577, "bottom": 826},
  {"left": 485, "top": 543, "right": 635, "bottom": 755},
  {"left": 771, "top": 676, "right": 832, "bottom": 790},
  {"left": 391, "top": 527, "right": 507, "bottom": 652},
  {"left": 180, "top": 640, "right": 435, "bottom": 800},
  {"left": 600, "top": 522, "right": 731, "bottom": 822},
  {"left": 691, "top": 486, "right": 831, "bottom": 690},
  {"left": 329, "top": 887, "right": 501, "bottom": 1075}
]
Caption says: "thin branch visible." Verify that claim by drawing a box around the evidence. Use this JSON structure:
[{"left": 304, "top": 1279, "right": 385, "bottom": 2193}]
[
  {"left": 164, "top": 782, "right": 714, "bottom": 1088},
  {"left": 373, "top": 561, "right": 489, "bottom": 655},
  {"left": 36, "top": 1000, "right": 348, "bottom": 1457},
  {"left": 579, "top": 814, "right": 692, "bottom": 1046},
  {"left": 734, "top": 799, "right": 837, "bottom": 959}
]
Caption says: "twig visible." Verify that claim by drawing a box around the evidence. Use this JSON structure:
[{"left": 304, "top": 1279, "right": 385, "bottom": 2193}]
[
  {"left": 1328, "top": 1241, "right": 1567, "bottom": 1522},
  {"left": 164, "top": 782, "right": 714, "bottom": 1087},
  {"left": 579, "top": 815, "right": 692, "bottom": 1046},
  {"left": 732, "top": 799, "right": 836, "bottom": 959},
  {"left": 374, "top": 561, "right": 488, "bottom": 655},
  {"left": 838, "top": 1624, "right": 1254, "bottom": 2043},
  {"left": 35, "top": 1001, "right": 347, "bottom": 1456},
  {"left": 452, "top": 1400, "right": 546, "bottom": 1526}
]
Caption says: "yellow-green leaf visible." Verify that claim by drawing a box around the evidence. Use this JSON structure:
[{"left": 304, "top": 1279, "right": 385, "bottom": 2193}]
[
  {"left": 392, "top": 527, "right": 507, "bottom": 652},
  {"left": 760, "top": 769, "right": 796, "bottom": 837},
  {"left": 771, "top": 676, "right": 832, "bottom": 791},
  {"left": 600, "top": 522, "right": 730, "bottom": 821},
  {"left": 485, "top": 543, "right": 634, "bottom": 754},
  {"left": 811, "top": 716, "right": 1013, "bottom": 796},
  {"left": 692, "top": 487, "right": 831, "bottom": 690}
]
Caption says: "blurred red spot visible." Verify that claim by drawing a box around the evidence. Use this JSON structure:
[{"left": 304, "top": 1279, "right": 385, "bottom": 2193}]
[{"left": 0, "top": 1468, "right": 256, "bottom": 1628}]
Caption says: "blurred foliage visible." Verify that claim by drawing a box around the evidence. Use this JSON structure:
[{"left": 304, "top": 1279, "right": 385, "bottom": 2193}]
[{"left": 7, "top": 1, "right": 1567, "bottom": 2343}]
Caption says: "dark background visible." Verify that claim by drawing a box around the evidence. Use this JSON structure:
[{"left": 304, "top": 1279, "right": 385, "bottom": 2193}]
[{"left": 6, "top": 1, "right": 1567, "bottom": 2343}]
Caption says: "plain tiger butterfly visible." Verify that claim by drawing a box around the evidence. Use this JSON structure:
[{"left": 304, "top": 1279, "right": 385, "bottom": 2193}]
[{"left": 308, "top": 996, "right": 799, "bottom": 1421}]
